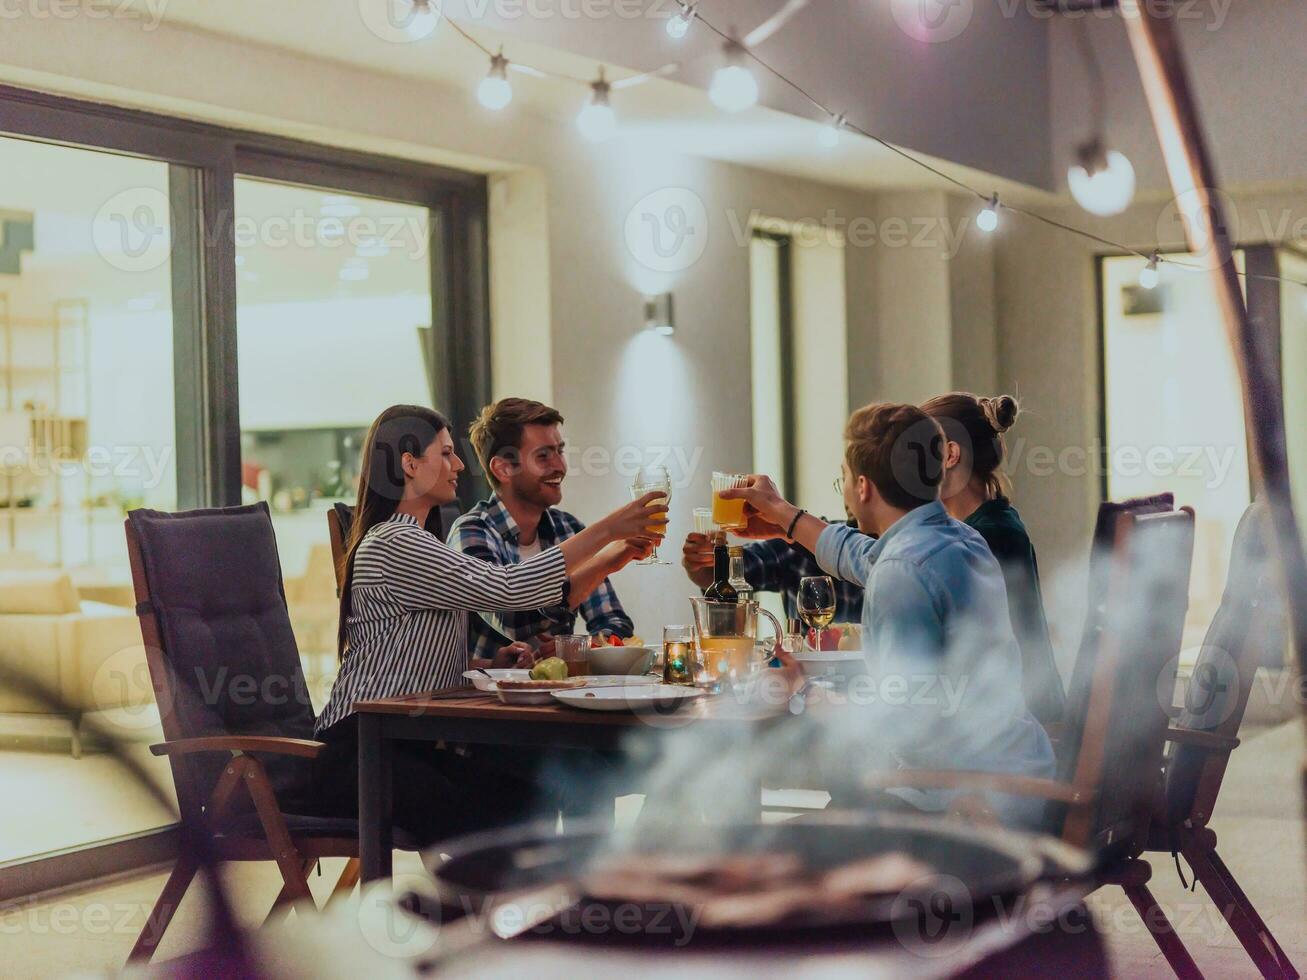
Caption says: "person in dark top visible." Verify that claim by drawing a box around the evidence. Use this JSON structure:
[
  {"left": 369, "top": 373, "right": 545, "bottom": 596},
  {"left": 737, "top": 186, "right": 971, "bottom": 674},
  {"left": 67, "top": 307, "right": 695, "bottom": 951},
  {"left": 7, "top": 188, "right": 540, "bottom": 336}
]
[{"left": 921, "top": 392, "right": 1067, "bottom": 724}]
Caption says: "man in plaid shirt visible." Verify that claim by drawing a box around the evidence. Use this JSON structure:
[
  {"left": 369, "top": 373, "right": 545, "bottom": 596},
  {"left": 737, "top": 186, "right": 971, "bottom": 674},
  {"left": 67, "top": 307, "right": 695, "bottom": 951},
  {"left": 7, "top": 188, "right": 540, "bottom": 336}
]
[{"left": 448, "top": 398, "right": 640, "bottom": 666}]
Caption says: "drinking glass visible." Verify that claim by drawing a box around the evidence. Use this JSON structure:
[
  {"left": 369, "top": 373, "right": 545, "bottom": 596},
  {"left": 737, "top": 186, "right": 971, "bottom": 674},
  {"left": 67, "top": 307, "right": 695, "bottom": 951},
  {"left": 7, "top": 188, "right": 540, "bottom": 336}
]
[
  {"left": 692, "top": 507, "right": 715, "bottom": 536},
  {"left": 630, "top": 465, "right": 672, "bottom": 565},
  {"left": 557, "top": 634, "right": 592, "bottom": 677},
  {"left": 711, "top": 472, "right": 748, "bottom": 531},
  {"left": 662, "top": 625, "right": 697, "bottom": 686},
  {"left": 797, "top": 575, "right": 837, "bottom": 650}
]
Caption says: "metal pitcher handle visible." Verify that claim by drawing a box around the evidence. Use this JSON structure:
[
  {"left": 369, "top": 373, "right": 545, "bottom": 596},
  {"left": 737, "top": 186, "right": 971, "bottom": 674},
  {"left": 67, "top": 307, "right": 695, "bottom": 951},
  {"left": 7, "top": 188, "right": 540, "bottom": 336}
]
[{"left": 757, "top": 606, "right": 785, "bottom": 667}]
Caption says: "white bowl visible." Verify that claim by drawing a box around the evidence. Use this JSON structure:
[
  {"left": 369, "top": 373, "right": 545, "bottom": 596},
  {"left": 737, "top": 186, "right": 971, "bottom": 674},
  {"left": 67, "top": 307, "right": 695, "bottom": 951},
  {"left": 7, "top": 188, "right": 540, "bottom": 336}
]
[{"left": 586, "top": 645, "right": 655, "bottom": 676}]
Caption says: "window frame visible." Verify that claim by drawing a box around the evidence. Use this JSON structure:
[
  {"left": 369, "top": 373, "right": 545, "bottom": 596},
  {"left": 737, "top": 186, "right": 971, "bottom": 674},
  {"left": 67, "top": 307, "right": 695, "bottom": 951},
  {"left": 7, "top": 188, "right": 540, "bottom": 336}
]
[{"left": 0, "top": 84, "right": 491, "bottom": 884}]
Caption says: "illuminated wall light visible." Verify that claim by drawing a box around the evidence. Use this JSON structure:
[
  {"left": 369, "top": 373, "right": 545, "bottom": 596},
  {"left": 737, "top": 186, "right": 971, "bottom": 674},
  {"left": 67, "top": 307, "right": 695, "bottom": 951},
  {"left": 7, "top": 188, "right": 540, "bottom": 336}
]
[
  {"left": 401, "top": 0, "right": 441, "bottom": 40},
  {"left": 1139, "top": 252, "right": 1160, "bottom": 290},
  {"left": 644, "top": 293, "right": 675, "bottom": 337},
  {"left": 1068, "top": 138, "right": 1136, "bottom": 216},
  {"left": 709, "top": 40, "right": 758, "bottom": 113},
  {"left": 577, "top": 70, "right": 617, "bottom": 143},
  {"left": 477, "top": 52, "right": 513, "bottom": 110},
  {"left": 976, "top": 194, "right": 1000, "bottom": 233},
  {"left": 667, "top": 2, "right": 695, "bottom": 39},
  {"left": 819, "top": 113, "right": 845, "bottom": 149}
]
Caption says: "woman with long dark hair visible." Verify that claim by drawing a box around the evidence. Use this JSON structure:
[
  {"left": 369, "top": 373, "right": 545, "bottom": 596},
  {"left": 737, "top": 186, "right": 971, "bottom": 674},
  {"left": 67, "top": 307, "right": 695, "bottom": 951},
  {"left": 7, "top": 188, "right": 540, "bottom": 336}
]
[
  {"left": 920, "top": 393, "right": 1066, "bottom": 724},
  {"left": 313, "top": 404, "right": 665, "bottom": 843}
]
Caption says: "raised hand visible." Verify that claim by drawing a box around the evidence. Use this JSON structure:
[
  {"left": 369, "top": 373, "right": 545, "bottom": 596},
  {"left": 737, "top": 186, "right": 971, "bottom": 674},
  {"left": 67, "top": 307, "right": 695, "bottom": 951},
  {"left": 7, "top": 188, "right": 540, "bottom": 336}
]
[{"left": 718, "top": 475, "right": 794, "bottom": 539}]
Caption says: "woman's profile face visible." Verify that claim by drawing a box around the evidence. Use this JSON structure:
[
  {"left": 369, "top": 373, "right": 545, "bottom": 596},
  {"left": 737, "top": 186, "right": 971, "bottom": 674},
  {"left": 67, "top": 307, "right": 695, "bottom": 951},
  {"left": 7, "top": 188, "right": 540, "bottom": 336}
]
[{"left": 405, "top": 428, "right": 464, "bottom": 505}]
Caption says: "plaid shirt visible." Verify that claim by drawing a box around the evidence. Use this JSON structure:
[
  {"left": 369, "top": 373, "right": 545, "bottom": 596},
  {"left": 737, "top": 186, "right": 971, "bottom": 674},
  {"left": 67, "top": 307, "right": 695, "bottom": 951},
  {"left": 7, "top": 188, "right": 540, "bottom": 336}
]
[
  {"left": 741, "top": 520, "right": 866, "bottom": 622},
  {"left": 447, "top": 494, "right": 634, "bottom": 662}
]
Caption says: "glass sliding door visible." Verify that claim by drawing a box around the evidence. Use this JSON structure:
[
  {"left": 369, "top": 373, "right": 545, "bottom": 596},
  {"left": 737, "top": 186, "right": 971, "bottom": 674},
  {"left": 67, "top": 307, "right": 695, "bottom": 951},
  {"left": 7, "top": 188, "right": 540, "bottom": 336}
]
[
  {"left": 233, "top": 177, "right": 434, "bottom": 701},
  {"left": 0, "top": 134, "right": 181, "bottom": 863},
  {"left": 1100, "top": 251, "right": 1250, "bottom": 651}
]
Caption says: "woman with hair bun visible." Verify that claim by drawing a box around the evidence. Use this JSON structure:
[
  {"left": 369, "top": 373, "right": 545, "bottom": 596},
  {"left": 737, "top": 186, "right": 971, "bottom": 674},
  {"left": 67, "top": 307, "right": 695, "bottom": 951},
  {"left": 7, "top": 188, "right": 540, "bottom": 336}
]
[{"left": 920, "top": 392, "right": 1066, "bottom": 724}]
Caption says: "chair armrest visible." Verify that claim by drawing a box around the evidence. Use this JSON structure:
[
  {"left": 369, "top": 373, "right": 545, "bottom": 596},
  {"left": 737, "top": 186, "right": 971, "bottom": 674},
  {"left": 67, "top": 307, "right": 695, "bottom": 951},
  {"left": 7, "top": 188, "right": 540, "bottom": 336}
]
[
  {"left": 860, "top": 769, "right": 1086, "bottom": 804},
  {"left": 150, "top": 736, "right": 325, "bottom": 759},
  {"left": 1163, "top": 728, "right": 1239, "bottom": 752}
]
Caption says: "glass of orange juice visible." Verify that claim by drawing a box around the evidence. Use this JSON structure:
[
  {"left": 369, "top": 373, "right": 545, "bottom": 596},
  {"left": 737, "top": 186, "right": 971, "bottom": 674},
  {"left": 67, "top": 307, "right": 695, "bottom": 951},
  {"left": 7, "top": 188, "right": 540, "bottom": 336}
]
[{"left": 711, "top": 472, "right": 748, "bottom": 530}]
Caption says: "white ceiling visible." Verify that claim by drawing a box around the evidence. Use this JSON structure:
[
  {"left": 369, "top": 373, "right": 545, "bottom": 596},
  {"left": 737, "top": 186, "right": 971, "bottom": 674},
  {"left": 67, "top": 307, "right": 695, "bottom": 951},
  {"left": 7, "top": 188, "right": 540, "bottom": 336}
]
[{"left": 113, "top": 0, "right": 1054, "bottom": 200}]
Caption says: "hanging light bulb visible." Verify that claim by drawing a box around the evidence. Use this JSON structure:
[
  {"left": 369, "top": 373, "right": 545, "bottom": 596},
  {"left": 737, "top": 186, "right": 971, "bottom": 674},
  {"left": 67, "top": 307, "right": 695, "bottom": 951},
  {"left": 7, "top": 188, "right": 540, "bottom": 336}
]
[
  {"left": 577, "top": 70, "right": 617, "bottom": 143},
  {"left": 1139, "top": 252, "right": 1160, "bottom": 290},
  {"left": 1068, "top": 138, "right": 1136, "bottom": 217},
  {"left": 819, "top": 113, "right": 845, "bottom": 149},
  {"left": 477, "top": 52, "right": 513, "bottom": 111},
  {"left": 667, "top": 2, "right": 695, "bottom": 39},
  {"left": 401, "top": 0, "right": 440, "bottom": 40},
  {"left": 709, "top": 40, "right": 758, "bottom": 113},
  {"left": 976, "top": 194, "right": 1000, "bottom": 233}
]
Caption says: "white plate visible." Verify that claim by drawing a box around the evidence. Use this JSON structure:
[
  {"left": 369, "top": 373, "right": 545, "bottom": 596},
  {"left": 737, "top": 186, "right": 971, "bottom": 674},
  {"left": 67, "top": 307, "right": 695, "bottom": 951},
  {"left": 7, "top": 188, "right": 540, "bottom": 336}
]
[
  {"left": 794, "top": 650, "right": 864, "bottom": 664},
  {"left": 463, "top": 669, "right": 531, "bottom": 693},
  {"left": 495, "top": 686, "right": 579, "bottom": 706},
  {"left": 552, "top": 685, "right": 706, "bottom": 713}
]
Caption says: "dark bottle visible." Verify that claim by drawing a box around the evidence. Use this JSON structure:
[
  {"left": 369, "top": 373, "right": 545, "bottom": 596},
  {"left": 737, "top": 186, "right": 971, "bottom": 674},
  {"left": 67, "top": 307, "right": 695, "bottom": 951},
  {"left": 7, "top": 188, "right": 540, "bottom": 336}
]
[{"left": 704, "top": 534, "right": 738, "bottom": 603}]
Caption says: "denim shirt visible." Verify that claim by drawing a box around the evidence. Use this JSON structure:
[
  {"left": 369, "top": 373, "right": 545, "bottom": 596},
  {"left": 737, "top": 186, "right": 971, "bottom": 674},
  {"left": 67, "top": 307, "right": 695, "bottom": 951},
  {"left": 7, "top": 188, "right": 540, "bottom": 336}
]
[{"left": 815, "top": 500, "right": 1056, "bottom": 826}]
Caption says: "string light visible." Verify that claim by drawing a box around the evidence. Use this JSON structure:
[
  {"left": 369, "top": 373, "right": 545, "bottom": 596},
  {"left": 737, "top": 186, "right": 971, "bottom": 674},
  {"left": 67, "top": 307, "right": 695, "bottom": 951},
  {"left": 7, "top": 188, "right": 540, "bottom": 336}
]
[
  {"left": 577, "top": 69, "right": 617, "bottom": 142},
  {"left": 1140, "top": 252, "right": 1161, "bottom": 290},
  {"left": 401, "top": 0, "right": 440, "bottom": 40},
  {"left": 819, "top": 113, "right": 845, "bottom": 149},
  {"left": 477, "top": 51, "right": 513, "bottom": 110},
  {"left": 1068, "top": 138, "right": 1136, "bottom": 217},
  {"left": 667, "top": 2, "right": 695, "bottom": 39},
  {"left": 977, "top": 195, "right": 1000, "bottom": 233},
  {"left": 710, "top": 40, "right": 759, "bottom": 113}
]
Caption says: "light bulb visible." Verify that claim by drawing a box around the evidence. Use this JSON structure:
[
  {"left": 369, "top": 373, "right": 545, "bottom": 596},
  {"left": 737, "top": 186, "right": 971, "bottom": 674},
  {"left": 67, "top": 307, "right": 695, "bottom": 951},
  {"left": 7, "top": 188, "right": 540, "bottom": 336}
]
[
  {"left": 710, "top": 42, "right": 758, "bottom": 113},
  {"left": 477, "top": 53, "right": 513, "bottom": 111},
  {"left": 667, "top": 4, "right": 694, "bottom": 38},
  {"left": 819, "top": 114, "right": 843, "bottom": 149},
  {"left": 401, "top": 0, "right": 440, "bottom": 40},
  {"left": 577, "top": 74, "right": 616, "bottom": 142},
  {"left": 1068, "top": 140, "right": 1136, "bottom": 217},
  {"left": 977, "top": 196, "right": 999, "bottom": 233},
  {"left": 1139, "top": 254, "right": 1160, "bottom": 290}
]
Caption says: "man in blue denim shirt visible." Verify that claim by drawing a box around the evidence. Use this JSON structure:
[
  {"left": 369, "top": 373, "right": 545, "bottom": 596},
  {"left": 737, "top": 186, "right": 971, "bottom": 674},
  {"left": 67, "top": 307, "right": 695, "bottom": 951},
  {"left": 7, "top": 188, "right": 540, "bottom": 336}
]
[{"left": 721, "top": 403, "right": 1055, "bottom": 827}]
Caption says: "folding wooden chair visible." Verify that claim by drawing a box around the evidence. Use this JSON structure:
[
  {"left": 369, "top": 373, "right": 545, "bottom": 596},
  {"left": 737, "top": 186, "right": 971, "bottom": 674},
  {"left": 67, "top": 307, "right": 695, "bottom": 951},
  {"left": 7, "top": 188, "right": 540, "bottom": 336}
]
[
  {"left": 861, "top": 507, "right": 1202, "bottom": 976},
  {"left": 1144, "top": 503, "right": 1298, "bottom": 979},
  {"left": 124, "top": 503, "right": 413, "bottom": 964}
]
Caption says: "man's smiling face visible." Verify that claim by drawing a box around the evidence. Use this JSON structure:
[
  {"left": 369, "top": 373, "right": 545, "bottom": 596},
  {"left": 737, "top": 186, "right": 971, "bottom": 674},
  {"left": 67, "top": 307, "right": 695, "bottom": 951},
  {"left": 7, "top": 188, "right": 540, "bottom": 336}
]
[{"left": 502, "top": 423, "right": 567, "bottom": 509}]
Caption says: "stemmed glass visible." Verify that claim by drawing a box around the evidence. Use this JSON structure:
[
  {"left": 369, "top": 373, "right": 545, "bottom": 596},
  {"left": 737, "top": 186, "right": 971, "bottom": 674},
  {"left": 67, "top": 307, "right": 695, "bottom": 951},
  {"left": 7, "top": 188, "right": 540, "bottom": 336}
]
[
  {"left": 797, "top": 575, "right": 837, "bottom": 650},
  {"left": 630, "top": 465, "right": 672, "bottom": 565}
]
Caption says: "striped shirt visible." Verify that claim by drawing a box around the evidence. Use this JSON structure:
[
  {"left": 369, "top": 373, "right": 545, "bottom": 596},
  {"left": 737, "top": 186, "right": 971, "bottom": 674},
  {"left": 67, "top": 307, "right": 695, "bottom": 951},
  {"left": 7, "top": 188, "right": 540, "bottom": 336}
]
[
  {"left": 447, "top": 495, "right": 634, "bottom": 662},
  {"left": 315, "top": 512, "right": 568, "bottom": 733}
]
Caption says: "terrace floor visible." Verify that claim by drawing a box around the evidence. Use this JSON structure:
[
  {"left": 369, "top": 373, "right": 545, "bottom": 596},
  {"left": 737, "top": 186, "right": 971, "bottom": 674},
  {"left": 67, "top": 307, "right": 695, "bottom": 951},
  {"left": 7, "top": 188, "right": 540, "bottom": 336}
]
[{"left": 4, "top": 720, "right": 1304, "bottom": 978}]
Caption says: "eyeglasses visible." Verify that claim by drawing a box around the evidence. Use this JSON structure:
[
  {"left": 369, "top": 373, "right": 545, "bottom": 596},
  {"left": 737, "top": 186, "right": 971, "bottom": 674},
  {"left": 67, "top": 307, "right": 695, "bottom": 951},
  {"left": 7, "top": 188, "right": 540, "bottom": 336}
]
[{"left": 832, "top": 473, "right": 845, "bottom": 497}]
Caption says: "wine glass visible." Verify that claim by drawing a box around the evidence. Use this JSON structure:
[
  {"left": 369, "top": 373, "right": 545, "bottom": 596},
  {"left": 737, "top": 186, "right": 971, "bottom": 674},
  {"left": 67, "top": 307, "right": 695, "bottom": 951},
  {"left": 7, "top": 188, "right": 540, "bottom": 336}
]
[
  {"left": 797, "top": 575, "right": 836, "bottom": 651},
  {"left": 630, "top": 465, "right": 672, "bottom": 565}
]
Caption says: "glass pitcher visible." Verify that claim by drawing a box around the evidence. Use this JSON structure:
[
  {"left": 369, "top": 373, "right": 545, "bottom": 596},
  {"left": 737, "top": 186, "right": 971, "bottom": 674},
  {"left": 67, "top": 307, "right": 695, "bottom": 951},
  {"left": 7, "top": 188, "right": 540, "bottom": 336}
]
[{"left": 689, "top": 598, "right": 784, "bottom": 685}]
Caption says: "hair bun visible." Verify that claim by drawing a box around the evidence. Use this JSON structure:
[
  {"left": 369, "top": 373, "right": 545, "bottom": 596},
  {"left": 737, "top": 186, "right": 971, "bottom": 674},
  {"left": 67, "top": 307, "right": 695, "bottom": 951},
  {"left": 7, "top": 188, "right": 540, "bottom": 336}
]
[{"left": 982, "top": 395, "right": 1020, "bottom": 433}]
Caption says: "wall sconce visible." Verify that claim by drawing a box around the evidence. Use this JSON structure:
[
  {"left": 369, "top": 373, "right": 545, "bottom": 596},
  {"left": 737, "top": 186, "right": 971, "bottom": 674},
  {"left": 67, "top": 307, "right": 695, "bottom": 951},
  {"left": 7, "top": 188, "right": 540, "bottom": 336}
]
[{"left": 644, "top": 293, "right": 675, "bottom": 336}]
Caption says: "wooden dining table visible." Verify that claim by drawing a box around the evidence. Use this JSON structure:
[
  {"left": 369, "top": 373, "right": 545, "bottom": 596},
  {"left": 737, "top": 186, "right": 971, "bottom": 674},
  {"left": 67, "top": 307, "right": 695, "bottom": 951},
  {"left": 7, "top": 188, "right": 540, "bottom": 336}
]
[{"left": 355, "top": 685, "right": 788, "bottom": 882}]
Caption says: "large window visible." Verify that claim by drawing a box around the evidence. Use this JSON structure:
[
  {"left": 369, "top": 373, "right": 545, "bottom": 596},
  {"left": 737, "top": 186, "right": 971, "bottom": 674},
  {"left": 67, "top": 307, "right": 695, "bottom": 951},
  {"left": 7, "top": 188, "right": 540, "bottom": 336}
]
[
  {"left": 234, "top": 178, "right": 436, "bottom": 697},
  {"left": 0, "top": 88, "right": 488, "bottom": 878},
  {"left": 0, "top": 134, "right": 180, "bottom": 864},
  {"left": 1100, "top": 251, "right": 1251, "bottom": 651}
]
